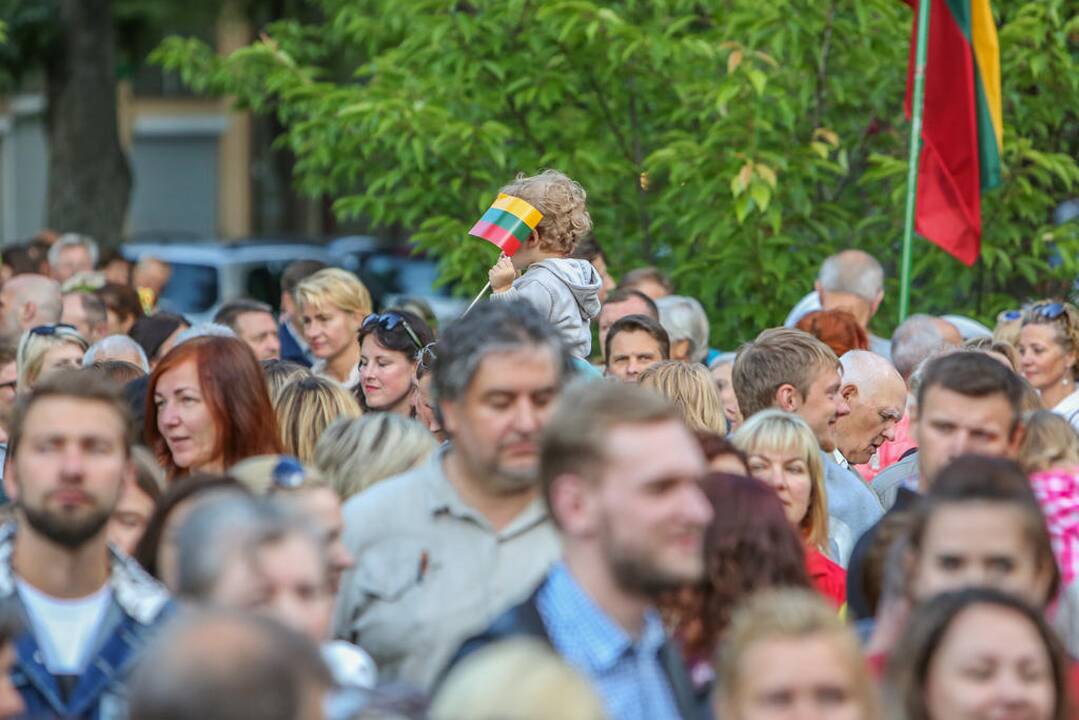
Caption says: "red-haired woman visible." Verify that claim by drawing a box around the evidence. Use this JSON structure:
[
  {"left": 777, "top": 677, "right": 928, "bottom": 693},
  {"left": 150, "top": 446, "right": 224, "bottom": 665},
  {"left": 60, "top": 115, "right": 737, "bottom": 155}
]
[
  {"left": 661, "top": 473, "right": 813, "bottom": 692},
  {"left": 795, "top": 308, "right": 869, "bottom": 358},
  {"left": 146, "top": 336, "right": 283, "bottom": 478}
]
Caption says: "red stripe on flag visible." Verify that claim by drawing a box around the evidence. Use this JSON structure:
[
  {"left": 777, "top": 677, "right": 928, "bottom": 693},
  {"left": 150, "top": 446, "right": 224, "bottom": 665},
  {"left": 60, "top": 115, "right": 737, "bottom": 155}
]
[
  {"left": 905, "top": 0, "right": 982, "bottom": 266},
  {"left": 469, "top": 220, "right": 522, "bottom": 256}
]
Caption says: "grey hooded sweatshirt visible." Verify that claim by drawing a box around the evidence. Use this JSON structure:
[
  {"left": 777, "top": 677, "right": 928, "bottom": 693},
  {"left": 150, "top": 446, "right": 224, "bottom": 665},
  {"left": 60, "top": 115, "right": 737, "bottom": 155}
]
[{"left": 491, "top": 258, "right": 602, "bottom": 358}]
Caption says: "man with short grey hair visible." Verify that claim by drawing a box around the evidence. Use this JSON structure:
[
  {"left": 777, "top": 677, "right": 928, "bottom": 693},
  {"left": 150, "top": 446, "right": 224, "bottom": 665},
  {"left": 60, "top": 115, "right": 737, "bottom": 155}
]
[
  {"left": 816, "top": 249, "right": 890, "bottom": 357},
  {"left": 0, "top": 274, "right": 62, "bottom": 344},
  {"left": 47, "top": 234, "right": 99, "bottom": 284},
  {"left": 61, "top": 292, "right": 108, "bottom": 344},
  {"left": 335, "top": 299, "right": 565, "bottom": 690},
  {"left": 83, "top": 335, "right": 151, "bottom": 372},
  {"left": 213, "top": 299, "right": 281, "bottom": 361},
  {"left": 655, "top": 295, "right": 710, "bottom": 363}
]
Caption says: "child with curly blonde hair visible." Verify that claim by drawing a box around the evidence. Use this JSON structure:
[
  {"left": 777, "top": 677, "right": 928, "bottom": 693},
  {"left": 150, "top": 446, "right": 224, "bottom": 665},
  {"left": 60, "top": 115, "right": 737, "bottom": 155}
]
[{"left": 488, "top": 170, "right": 601, "bottom": 359}]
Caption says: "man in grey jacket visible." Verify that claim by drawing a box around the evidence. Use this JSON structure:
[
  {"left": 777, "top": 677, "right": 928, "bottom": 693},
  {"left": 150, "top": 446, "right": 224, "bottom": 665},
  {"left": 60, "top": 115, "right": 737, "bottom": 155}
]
[{"left": 734, "top": 328, "right": 884, "bottom": 565}]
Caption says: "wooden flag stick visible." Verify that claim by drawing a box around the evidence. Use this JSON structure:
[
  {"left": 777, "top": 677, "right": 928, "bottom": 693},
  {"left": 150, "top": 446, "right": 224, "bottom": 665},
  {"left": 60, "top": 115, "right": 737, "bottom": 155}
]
[{"left": 463, "top": 281, "right": 491, "bottom": 316}]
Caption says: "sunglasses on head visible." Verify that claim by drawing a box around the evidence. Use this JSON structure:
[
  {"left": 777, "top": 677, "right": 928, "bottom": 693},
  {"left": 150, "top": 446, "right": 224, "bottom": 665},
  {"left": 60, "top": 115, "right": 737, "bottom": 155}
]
[
  {"left": 362, "top": 312, "right": 423, "bottom": 351},
  {"left": 271, "top": 456, "right": 309, "bottom": 491},
  {"left": 29, "top": 324, "right": 76, "bottom": 337},
  {"left": 1031, "top": 302, "right": 1067, "bottom": 320},
  {"left": 1000, "top": 309, "right": 1024, "bottom": 322}
]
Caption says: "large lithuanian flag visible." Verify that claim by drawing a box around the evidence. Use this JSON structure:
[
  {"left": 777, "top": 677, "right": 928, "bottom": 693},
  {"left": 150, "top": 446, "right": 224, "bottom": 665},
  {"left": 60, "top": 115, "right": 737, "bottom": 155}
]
[{"left": 904, "top": 0, "right": 1002, "bottom": 266}]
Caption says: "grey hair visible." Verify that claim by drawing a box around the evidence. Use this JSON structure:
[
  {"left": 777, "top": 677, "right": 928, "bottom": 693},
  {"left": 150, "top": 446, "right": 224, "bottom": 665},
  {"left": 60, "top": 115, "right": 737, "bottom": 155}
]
[
  {"left": 173, "top": 322, "right": 237, "bottom": 347},
  {"left": 83, "top": 334, "right": 150, "bottom": 372},
  {"left": 47, "top": 233, "right": 100, "bottom": 269},
  {"left": 432, "top": 299, "right": 570, "bottom": 404},
  {"left": 818, "top": 250, "right": 884, "bottom": 302},
  {"left": 891, "top": 314, "right": 948, "bottom": 382},
  {"left": 655, "top": 295, "right": 710, "bottom": 363},
  {"left": 314, "top": 414, "right": 438, "bottom": 501},
  {"left": 175, "top": 492, "right": 328, "bottom": 602}
]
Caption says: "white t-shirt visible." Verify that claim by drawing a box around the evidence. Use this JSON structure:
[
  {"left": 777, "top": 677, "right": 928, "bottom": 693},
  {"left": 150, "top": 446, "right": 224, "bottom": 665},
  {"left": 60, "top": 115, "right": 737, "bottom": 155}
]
[{"left": 15, "top": 578, "right": 112, "bottom": 674}]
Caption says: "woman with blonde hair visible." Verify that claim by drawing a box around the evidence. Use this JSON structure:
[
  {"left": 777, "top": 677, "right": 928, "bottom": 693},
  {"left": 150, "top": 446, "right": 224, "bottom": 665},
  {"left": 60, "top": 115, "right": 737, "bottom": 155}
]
[
  {"left": 295, "top": 268, "right": 373, "bottom": 390},
  {"left": 314, "top": 414, "right": 437, "bottom": 501},
  {"left": 16, "top": 323, "right": 89, "bottom": 392},
  {"left": 716, "top": 588, "right": 882, "bottom": 720},
  {"left": 1020, "top": 409, "right": 1079, "bottom": 474},
  {"left": 273, "top": 375, "right": 362, "bottom": 463},
  {"left": 1017, "top": 301, "right": 1079, "bottom": 431},
  {"left": 638, "top": 360, "right": 727, "bottom": 435},
  {"left": 733, "top": 410, "right": 846, "bottom": 606},
  {"left": 261, "top": 358, "right": 311, "bottom": 406},
  {"left": 430, "top": 638, "right": 606, "bottom": 720}
]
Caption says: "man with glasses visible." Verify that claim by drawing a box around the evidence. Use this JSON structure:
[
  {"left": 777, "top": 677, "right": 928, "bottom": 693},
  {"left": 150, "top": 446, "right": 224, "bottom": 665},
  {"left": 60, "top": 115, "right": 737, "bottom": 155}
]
[{"left": 334, "top": 300, "right": 565, "bottom": 691}]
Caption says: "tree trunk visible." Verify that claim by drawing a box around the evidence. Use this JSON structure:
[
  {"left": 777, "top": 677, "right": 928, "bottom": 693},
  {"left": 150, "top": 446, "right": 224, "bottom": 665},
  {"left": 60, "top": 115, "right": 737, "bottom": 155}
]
[{"left": 45, "top": 0, "right": 131, "bottom": 248}]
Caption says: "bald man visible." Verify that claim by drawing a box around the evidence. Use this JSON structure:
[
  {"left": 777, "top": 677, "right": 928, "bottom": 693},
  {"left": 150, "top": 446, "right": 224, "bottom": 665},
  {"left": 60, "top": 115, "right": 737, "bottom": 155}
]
[
  {"left": 815, "top": 250, "right": 891, "bottom": 357},
  {"left": 835, "top": 351, "right": 907, "bottom": 468},
  {"left": 0, "top": 274, "right": 62, "bottom": 343}
]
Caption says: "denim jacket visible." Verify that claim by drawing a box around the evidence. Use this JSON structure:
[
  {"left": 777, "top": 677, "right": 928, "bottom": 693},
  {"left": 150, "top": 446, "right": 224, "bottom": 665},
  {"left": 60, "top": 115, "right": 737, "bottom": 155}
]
[{"left": 0, "top": 523, "right": 174, "bottom": 719}]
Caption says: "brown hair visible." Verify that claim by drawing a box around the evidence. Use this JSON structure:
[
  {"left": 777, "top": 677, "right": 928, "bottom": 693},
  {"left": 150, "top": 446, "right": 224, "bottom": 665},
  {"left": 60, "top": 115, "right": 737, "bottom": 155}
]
[
  {"left": 619, "top": 266, "right": 674, "bottom": 296},
  {"left": 905, "top": 454, "right": 1060, "bottom": 605},
  {"left": 145, "top": 337, "right": 283, "bottom": 477},
  {"left": 886, "top": 589, "right": 1072, "bottom": 720},
  {"left": 8, "top": 368, "right": 134, "bottom": 458},
  {"left": 662, "top": 473, "right": 811, "bottom": 663},
  {"left": 540, "top": 381, "right": 679, "bottom": 527},
  {"left": 795, "top": 309, "right": 869, "bottom": 357},
  {"left": 605, "top": 314, "right": 670, "bottom": 364},
  {"left": 499, "top": 170, "right": 592, "bottom": 255},
  {"left": 733, "top": 328, "right": 839, "bottom": 420},
  {"left": 92, "top": 360, "right": 146, "bottom": 386},
  {"left": 915, "top": 351, "right": 1025, "bottom": 434}
]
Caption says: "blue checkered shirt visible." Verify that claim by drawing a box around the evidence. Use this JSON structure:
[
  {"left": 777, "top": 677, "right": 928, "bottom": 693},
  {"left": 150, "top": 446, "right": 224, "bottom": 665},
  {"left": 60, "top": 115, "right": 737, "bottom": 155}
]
[{"left": 536, "top": 562, "right": 681, "bottom": 720}]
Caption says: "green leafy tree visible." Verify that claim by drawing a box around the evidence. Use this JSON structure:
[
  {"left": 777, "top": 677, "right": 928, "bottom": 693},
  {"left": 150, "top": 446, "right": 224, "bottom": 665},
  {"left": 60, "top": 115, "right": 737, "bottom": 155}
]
[{"left": 154, "top": 0, "right": 1079, "bottom": 343}]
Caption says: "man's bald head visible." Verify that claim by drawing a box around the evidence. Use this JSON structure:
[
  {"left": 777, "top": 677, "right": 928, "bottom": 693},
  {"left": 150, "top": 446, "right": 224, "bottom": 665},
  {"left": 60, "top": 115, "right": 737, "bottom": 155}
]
[
  {"left": 836, "top": 350, "right": 907, "bottom": 464},
  {"left": 0, "top": 274, "right": 62, "bottom": 342},
  {"left": 815, "top": 250, "right": 885, "bottom": 328},
  {"left": 129, "top": 610, "right": 331, "bottom": 720}
]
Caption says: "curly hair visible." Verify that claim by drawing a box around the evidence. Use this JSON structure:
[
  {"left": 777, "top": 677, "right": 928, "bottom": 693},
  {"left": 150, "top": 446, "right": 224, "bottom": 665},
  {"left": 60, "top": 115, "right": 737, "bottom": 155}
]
[
  {"left": 499, "top": 170, "right": 592, "bottom": 255},
  {"left": 660, "top": 473, "right": 811, "bottom": 665}
]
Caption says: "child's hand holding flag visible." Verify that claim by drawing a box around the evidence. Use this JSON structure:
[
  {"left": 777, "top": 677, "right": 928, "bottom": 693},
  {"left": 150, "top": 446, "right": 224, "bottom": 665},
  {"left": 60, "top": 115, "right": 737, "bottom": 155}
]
[{"left": 488, "top": 254, "right": 517, "bottom": 293}]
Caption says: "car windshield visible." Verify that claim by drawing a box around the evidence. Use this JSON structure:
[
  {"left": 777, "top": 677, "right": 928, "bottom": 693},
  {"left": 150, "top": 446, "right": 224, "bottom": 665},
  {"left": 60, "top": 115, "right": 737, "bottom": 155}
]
[
  {"left": 157, "top": 263, "right": 219, "bottom": 315},
  {"left": 359, "top": 255, "right": 452, "bottom": 300}
]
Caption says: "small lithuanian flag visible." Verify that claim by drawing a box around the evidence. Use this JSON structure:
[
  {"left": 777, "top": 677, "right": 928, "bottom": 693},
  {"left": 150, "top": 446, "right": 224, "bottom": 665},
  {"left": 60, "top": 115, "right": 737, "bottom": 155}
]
[
  {"left": 469, "top": 194, "right": 543, "bottom": 257},
  {"left": 904, "top": 0, "right": 1002, "bottom": 266}
]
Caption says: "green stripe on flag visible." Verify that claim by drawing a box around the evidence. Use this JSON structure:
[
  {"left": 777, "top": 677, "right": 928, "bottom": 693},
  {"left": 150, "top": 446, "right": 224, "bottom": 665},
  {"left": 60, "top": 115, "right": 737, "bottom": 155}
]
[
  {"left": 974, "top": 75, "right": 1003, "bottom": 190},
  {"left": 481, "top": 208, "right": 535, "bottom": 244}
]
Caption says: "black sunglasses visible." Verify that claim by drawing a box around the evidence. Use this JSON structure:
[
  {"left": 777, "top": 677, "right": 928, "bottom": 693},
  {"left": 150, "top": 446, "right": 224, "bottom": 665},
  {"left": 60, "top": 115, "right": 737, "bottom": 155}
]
[
  {"left": 1031, "top": 302, "right": 1067, "bottom": 320},
  {"left": 362, "top": 313, "right": 423, "bottom": 351},
  {"left": 29, "top": 324, "right": 77, "bottom": 337}
]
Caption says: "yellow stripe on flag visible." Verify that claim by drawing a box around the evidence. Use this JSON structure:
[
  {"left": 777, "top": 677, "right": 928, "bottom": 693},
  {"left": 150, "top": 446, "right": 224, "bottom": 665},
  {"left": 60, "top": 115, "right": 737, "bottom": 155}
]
[
  {"left": 971, "top": 0, "right": 1003, "bottom": 151},
  {"left": 493, "top": 193, "right": 543, "bottom": 230}
]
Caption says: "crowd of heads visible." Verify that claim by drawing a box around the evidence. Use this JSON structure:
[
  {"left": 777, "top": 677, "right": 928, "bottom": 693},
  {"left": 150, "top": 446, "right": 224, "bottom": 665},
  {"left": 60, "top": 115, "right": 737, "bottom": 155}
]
[{"left": 0, "top": 181, "right": 1076, "bottom": 720}]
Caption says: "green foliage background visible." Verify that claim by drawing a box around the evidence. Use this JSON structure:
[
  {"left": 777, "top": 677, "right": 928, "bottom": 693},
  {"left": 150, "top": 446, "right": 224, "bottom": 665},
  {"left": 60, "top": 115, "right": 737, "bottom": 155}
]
[{"left": 153, "top": 0, "right": 1079, "bottom": 346}]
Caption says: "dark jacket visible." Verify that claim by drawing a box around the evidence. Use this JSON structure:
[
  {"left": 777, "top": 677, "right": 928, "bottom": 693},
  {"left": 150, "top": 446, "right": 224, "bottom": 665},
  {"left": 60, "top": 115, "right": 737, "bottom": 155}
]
[
  {"left": 444, "top": 583, "right": 708, "bottom": 720},
  {"left": 279, "top": 320, "right": 313, "bottom": 367}
]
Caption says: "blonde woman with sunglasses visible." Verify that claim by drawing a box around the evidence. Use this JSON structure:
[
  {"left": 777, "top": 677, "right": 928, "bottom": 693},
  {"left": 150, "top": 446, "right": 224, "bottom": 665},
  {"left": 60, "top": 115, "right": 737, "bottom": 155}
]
[{"left": 1018, "top": 301, "right": 1079, "bottom": 432}]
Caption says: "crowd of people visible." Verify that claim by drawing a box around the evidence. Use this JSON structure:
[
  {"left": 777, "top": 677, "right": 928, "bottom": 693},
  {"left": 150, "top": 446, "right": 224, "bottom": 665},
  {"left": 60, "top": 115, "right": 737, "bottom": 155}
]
[{"left": 0, "top": 169, "right": 1075, "bottom": 720}]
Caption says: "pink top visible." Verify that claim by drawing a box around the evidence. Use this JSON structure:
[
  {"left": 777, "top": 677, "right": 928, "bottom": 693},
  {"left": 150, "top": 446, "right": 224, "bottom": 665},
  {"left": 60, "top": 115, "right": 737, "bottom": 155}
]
[{"left": 1029, "top": 466, "right": 1079, "bottom": 587}]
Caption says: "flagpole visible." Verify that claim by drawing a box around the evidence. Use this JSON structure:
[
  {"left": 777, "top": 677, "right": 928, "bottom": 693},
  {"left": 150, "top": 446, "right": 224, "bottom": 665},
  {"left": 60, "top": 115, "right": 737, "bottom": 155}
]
[
  {"left": 463, "top": 282, "right": 491, "bottom": 316},
  {"left": 899, "top": 0, "right": 932, "bottom": 324}
]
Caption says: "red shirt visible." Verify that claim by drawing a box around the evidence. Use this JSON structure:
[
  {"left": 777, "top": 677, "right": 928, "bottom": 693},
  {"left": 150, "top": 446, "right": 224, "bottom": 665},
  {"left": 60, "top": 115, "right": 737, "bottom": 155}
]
[{"left": 806, "top": 547, "right": 847, "bottom": 609}]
